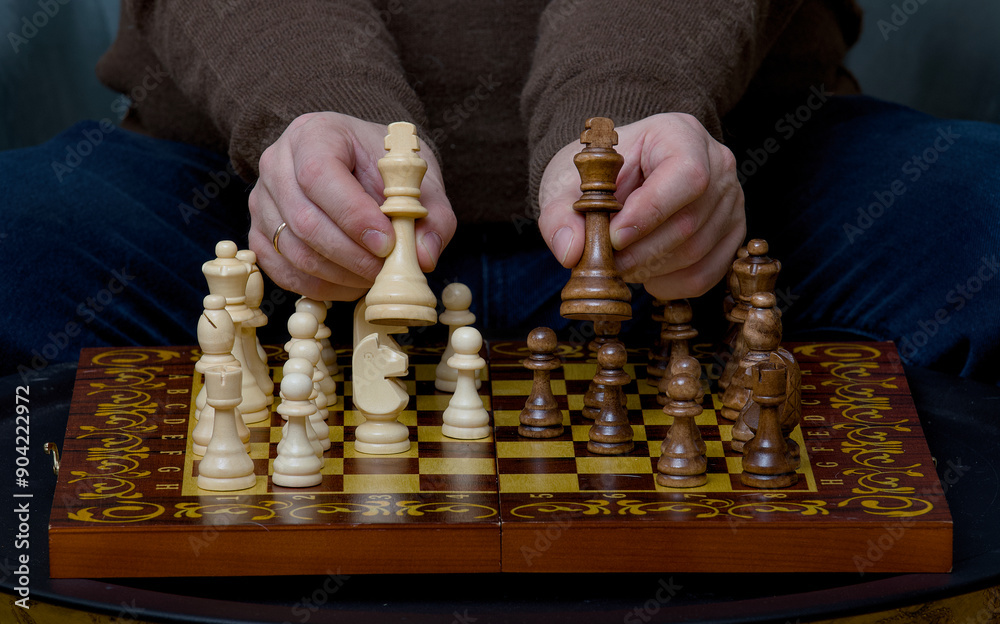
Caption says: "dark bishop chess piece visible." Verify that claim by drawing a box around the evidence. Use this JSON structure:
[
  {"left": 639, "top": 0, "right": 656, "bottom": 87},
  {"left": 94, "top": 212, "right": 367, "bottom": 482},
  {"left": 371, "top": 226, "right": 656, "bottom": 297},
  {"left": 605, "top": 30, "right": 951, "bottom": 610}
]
[
  {"left": 740, "top": 361, "right": 799, "bottom": 489},
  {"left": 656, "top": 355, "right": 708, "bottom": 488},
  {"left": 519, "top": 327, "right": 565, "bottom": 439},
  {"left": 646, "top": 299, "right": 697, "bottom": 389},
  {"left": 587, "top": 342, "right": 634, "bottom": 455},
  {"left": 583, "top": 319, "right": 624, "bottom": 420},
  {"left": 720, "top": 239, "right": 781, "bottom": 396},
  {"left": 722, "top": 245, "right": 749, "bottom": 350},
  {"left": 726, "top": 292, "right": 801, "bottom": 466},
  {"left": 559, "top": 117, "right": 632, "bottom": 321}
]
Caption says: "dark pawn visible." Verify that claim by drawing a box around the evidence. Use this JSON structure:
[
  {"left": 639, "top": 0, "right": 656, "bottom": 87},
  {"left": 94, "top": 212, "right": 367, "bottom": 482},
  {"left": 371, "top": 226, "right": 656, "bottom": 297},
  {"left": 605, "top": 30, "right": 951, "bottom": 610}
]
[
  {"left": 519, "top": 327, "right": 565, "bottom": 439},
  {"left": 741, "top": 362, "right": 798, "bottom": 489},
  {"left": 659, "top": 356, "right": 706, "bottom": 454},
  {"left": 648, "top": 299, "right": 698, "bottom": 389},
  {"left": 657, "top": 365, "right": 708, "bottom": 488},
  {"left": 587, "top": 343, "right": 633, "bottom": 455},
  {"left": 656, "top": 351, "right": 701, "bottom": 409},
  {"left": 645, "top": 300, "right": 669, "bottom": 387},
  {"left": 584, "top": 320, "right": 623, "bottom": 420}
]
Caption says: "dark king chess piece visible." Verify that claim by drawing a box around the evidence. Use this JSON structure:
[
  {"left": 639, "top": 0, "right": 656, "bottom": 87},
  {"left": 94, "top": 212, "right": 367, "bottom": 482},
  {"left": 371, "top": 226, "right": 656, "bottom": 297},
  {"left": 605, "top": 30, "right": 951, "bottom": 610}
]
[{"left": 559, "top": 117, "right": 632, "bottom": 321}]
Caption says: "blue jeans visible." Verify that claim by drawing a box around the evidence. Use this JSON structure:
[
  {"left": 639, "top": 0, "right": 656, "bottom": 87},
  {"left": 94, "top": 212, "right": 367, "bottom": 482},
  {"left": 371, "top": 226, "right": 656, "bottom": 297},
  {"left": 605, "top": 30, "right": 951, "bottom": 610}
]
[{"left": 2, "top": 96, "right": 998, "bottom": 383}]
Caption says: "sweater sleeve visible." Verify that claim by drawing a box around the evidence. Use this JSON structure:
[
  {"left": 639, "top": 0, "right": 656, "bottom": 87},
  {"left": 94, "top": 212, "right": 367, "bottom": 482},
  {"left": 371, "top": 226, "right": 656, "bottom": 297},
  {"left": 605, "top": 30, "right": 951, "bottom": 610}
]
[
  {"left": 122, "top": 0, "right": 427, "bottom": 181},
  {"left": 521, "top": 0, "right": 804, "bottom": 206}
]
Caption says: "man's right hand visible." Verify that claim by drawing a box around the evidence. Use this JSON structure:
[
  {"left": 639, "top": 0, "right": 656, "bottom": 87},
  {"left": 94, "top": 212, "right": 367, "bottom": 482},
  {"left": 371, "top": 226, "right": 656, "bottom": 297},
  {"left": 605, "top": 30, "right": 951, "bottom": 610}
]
[{"left": 248, "top": 112, "right": 455, "bottom": 301}]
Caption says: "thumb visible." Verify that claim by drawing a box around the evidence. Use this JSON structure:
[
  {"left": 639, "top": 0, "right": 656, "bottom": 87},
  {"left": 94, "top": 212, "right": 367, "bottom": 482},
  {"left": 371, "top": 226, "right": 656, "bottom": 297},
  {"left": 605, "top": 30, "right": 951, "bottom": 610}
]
[{"left": 538, "top": 142, "right": 585, "bottom": 267}]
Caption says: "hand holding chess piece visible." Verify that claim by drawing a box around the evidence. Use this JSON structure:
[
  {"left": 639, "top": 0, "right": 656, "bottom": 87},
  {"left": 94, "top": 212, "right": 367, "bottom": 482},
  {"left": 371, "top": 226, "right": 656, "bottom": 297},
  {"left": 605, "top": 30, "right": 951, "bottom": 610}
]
[
  {"left": 248, "top": 114, "right": 453, "bottom": 302},
  {"left": 537, "top": 114, "right": 744, "bottom": 303}
]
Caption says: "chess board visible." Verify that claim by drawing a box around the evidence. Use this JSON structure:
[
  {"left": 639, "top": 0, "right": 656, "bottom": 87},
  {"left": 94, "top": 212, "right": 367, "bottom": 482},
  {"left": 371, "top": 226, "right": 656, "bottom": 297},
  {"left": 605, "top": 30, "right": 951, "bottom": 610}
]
[{"left": 48, "top": 341, "right": 953, "bottom": 578}]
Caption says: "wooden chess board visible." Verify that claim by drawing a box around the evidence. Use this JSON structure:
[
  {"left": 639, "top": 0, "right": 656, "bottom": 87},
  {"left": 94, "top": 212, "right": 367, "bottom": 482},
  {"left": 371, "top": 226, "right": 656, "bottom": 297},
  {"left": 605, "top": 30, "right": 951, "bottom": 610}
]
[{"left": 48, "top": 341, "right": 952, "bottom": 578}]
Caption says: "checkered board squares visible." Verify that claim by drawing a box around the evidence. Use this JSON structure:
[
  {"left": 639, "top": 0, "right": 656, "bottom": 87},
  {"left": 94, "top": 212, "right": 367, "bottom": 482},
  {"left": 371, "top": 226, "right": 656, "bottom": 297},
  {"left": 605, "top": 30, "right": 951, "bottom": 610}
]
[
  {"left": 489, "top": 359, "right": 816, "bottom": 495},
  {"left": 182, "top": 359, "right": 496, "bottom": 497}
]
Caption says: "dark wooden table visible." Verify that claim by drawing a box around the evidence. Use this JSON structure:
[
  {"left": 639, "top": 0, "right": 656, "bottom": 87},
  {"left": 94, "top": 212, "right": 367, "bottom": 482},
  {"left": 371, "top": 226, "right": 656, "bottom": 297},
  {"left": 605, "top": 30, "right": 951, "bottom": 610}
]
[{"left": 1, "top": 362, "right": 997, "bottom": 624}]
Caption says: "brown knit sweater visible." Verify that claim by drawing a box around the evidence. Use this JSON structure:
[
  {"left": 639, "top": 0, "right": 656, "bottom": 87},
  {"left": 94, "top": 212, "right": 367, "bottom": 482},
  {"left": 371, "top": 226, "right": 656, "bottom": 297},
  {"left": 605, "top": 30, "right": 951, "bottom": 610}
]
[{"left": 96, "top": 0, "right": 861, "bottom": 223}]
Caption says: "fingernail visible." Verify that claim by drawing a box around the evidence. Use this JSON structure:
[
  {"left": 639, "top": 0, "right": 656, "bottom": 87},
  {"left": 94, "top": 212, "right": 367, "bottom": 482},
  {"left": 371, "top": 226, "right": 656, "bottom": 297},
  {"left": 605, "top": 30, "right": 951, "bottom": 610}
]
[
  {"left": 552, "top": 226, "right": 575, "bottom": 265},
  {"left": 611, "top": 225, "right": 640, "bottom": 250},
  {"left": 420, "top": 231, "right": 443, "bottom": 268},
  {"left": 361, "top": 228, "right": 391, "bottom": 257}
]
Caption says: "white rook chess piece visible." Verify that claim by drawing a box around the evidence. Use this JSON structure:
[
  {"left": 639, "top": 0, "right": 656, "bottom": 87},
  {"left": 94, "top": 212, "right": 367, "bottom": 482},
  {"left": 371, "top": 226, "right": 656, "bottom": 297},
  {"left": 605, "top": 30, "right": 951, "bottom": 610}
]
[
  {"left": 352, "top": 333, "right": 410, "bottom": 454},
  {"left": 203, "top": 240, "right": 269, "bottom": 423},
  {"left": 364, "top": 122, "right": 438, "bottom": 327},
  {"left": 197, "top": 364, "right": 257, "bottom": 491},
  {"left": 279, "top": 358, "right": 324, "bottom": 458},
  {"left": 442, "top": 327, "right": 490, "bottom": 440},
  {"left": 192, "top": 295, "right": 249, "bottom": 456},
  {"left": 286, "top": 312, "right": 338, "bottom": 407},
  {"left": 273, "top": 372, "right": 324, "bottom": 488},
  {"left": 435, "top": 283, "right": 481, "bottom": 393}
]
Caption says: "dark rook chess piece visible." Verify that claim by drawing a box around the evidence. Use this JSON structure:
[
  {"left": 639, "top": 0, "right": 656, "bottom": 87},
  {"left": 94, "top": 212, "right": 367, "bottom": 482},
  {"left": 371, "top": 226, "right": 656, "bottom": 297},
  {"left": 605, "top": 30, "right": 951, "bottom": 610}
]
[
  {"left": 741, "top": 361, "right": 798, "bottom": 489},
  {"left": 587, "top": 343, "right": 634, "bottom": 455},
  {"left": 559, "top": 117, "right": 632, "bottom": 321},
  {"left": 519, "top": 327, "right": 565, "bottom": 439}
]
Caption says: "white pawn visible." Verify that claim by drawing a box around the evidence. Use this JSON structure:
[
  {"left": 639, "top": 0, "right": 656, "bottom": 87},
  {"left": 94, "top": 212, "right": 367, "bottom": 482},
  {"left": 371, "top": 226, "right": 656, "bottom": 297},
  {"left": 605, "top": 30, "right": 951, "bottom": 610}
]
[
  {"left": 286, "top": 341, "right": 331, "bottom": 451},
  {"left": 435, "top": 283, "right": 481, "bottom": 392},
  {"left": 286, "top": 312, "right": 338, "bottom": 407},
  {"left": 279, "top": 358, "right": 324, "bottom": 458},
  {"left": 273, "top": 372, "right": 324, "bottom": 488},
  {"left": 192, "top": 295, "right": 249, "bottom": 456},
  {"left": 237, "top": 249, "right": 274, "bottom": 403},
  {"left": 197, "top": 364, "right": 257, "bottom": 491},
  {"left": 442, "top": 327, "right": 491, "bottom": 440},
  {"left": 297, "top": 297, "right": 338, "bottom": 376}
]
